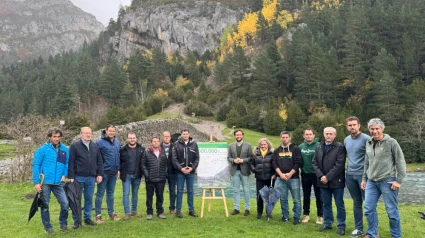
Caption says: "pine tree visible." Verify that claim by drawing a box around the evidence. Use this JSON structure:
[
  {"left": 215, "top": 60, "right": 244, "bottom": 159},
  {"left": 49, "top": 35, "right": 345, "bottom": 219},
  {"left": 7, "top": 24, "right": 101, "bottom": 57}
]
[
  {"left": 250, "top": 49, "right": 279, "bottom": 101},
  {"left": 100, "top": 58, "right": 126, "bottom": 104}
]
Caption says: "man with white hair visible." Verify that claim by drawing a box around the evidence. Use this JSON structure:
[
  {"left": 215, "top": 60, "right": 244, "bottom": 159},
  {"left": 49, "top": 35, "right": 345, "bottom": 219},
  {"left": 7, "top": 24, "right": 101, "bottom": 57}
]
[
  {"left": 313, "top": 127, "right": 347, "bottom": 236},
  {"left": 361, "top": 118, "right": 406, "bottom": 238}
]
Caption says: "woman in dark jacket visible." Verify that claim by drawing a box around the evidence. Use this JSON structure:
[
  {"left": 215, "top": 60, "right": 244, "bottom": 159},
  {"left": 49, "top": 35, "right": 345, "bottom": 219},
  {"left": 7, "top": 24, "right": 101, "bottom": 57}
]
[{"left": 250, "top": 138, "right": 276, "bottom": 219}]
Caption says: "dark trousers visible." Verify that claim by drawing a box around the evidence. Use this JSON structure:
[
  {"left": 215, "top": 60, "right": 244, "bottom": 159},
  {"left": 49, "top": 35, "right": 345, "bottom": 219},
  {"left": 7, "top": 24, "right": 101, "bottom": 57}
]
[
  {"left": 146, "top": 181, "right": 166, "bottom": 215},
  {"left": 167, "top": 173, "right": 177, "bottom": 211},
  {"left": 256, "top": 178, "right": 272, "bottom": 215},
  {"left": 301, "top": 173, "right": 323, "bottom": 216}
]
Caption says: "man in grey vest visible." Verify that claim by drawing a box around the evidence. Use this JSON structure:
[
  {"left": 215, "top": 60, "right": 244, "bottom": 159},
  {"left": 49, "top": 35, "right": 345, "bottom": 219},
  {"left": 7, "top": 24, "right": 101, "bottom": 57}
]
[{"left": 227, "top": 129, "right": 253, "bottom": 216}]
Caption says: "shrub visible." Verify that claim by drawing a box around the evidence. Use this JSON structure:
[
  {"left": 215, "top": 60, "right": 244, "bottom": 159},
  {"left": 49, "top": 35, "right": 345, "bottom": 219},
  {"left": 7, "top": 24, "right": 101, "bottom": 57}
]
[
  {"left": 263, "top": 109, "right": 286, "bottom": 136},
  {"left": 216, "top": 104, "right": 231, "bottom": 121},
  {"left": 184, "top": 100, "right": 213, "bottom": 116}
]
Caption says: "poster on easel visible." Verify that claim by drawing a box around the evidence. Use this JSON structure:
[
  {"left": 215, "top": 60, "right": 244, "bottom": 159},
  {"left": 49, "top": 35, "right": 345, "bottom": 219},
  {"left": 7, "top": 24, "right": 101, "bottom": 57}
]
[{"left": 197, "top": 142, "right": 230, "bottom": 187}]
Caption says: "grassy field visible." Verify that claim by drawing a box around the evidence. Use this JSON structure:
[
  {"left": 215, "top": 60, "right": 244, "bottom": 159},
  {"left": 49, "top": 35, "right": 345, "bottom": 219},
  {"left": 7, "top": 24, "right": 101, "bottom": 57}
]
[
  {"left": 0, "top": 144, "right": 15, "bottom": 161},
  {"left": 146, "top": 112, "right": 180, "bottom": 120},
  {"left": 1, "top": 181, "right": 422, "bottom": 238},
  {"left": 221, "top": 128, "right": 281, "bottom": 148}
]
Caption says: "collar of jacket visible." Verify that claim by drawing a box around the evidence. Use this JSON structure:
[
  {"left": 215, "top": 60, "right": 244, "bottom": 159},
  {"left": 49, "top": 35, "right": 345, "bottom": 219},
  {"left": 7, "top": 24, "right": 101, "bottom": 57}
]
[
  {"left": 149, "top": 145, "right": 163, "bottom": 154},
  {"left": 178, "top": 137, "right": 193, "bottom": 145}
]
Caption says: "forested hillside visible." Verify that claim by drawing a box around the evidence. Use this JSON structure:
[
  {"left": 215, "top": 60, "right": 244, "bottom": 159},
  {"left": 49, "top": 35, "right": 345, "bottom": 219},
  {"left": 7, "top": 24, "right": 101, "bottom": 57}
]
[{"left": 1, "top": 0, "right": 425, "bottom": 162}]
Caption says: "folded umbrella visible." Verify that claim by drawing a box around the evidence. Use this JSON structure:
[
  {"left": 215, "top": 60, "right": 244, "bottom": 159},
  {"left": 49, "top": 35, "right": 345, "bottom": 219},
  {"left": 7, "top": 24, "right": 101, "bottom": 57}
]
[
  {"left": 28, "top": 174, "right": 48, "bottom": 223},
  {"left": 65, "top": 181, "right": 82, "bottom": 225},
  {"left": 259, "top": 179, "right": 281, "bottom": 221}
]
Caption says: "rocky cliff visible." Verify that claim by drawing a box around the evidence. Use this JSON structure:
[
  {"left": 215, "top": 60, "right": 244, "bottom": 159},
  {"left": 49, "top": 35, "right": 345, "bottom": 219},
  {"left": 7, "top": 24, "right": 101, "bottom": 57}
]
[
  {"left": 0, "top": 0, "right": 104, "bottom": 63},
  {"left": 113, "top": 1, "right": 246, "bottom": 61}
]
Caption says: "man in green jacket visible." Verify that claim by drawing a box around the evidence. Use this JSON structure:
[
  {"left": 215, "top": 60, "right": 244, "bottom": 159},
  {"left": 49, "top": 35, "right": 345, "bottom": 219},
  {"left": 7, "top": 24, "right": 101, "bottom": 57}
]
[
  {"left": 361, "top": 118, "right": 406, "bottom": 238},
  {"left": 299, "top": 129, "right": 322, "bottom": 224}
]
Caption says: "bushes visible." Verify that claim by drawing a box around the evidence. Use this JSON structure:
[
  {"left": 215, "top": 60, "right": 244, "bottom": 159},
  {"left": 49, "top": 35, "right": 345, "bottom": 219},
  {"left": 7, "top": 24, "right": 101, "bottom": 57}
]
[
  {"left": 97, "top": 106, "right": 146, "bottom": 130},
  {"left": 263, "top": 109, "right": 286, "bottom": 136},
  {"left": 184, "top": 100, "right": 213, "bottom": 116}
]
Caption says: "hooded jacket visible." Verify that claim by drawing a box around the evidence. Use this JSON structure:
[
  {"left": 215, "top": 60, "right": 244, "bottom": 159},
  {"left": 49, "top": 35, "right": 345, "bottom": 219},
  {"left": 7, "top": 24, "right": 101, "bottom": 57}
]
[
  {"left": 32, "top": 141, "right": 69, "bottom": 185},
  {"left": 299, "top": 138, "right": 319, "bottom": 174},
  {"left": 142, "top": 146, "right": 168, "bottom": 183},
  {"left": 119, "top": 143, "right": 145, "bottom": 182},
  {"left": 172, "top": 137, "right": 199, "bottom": 173},
  {"left": 96, "top": 130, "right": 120, "bottom": 174},
  {"left": 250, "top": 148, "right": 275, "bottom": 180},
  {"left": 272, "top": 144, "right": 302, "bottom": 179},
  {"left": 312, "top": 140, "right": 346, "bottom": 189},
  {"left": 362, "top": 134, "right": 406, "bottom": 184}
]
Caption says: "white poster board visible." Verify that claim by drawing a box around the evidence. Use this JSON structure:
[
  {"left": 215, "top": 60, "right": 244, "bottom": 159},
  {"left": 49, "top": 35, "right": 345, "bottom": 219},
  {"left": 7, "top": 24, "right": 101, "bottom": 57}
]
[{"left": 197, "top": 142, "right": 230, "bottom": 187}]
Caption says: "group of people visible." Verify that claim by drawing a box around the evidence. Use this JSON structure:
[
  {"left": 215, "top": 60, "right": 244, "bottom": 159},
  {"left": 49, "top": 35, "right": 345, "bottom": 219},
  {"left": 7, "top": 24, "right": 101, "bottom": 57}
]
[
  {"left": 228, "top": 117, "right": 405, "bottom": 238},
  {"left": 32, "top": 117, "right": 406, "bottom": 238},
  {"left": 32, "top": 126, "right": 200, "bottom": 235}
]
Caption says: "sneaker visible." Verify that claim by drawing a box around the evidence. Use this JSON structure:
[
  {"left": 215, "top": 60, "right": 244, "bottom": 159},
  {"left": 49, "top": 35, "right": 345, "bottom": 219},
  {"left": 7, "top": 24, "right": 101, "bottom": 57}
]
[
  {"left": 131, "top": 212, "right": 142, "bottom": 217},
  {"left": 350, "top": 229, "right": 364, "bottom": 237},
  {"left": 146, "top": 214, "right": 153, "bottom": 220},
  {"left": 231, "top": 209, "right": 240, "bottom": 215},
  {"left": 244, "top": 210, "right": 250, "bottom": 216},
  {"left": 157, "top": 213, "right": 166, "bottom": 219},
  {"left": 281, "top": 217, "right": 289, "bottom": 222},
  {"left": 95, "top": 214, "right": 105, "bottom": 224},
  {"left": 316, "top": 216, "right": 323, "bottom": 225},
  {"left": 109, "top": 213, "right": 121, "bottom": 221},
  {"left": 84, "top": 218, "right": 96, "bottom": 226},
  {"left": 72, "top": 222, "right": 81, "bottom": 229},
  {"left": 189, "top": 211, "right": 198, "bottom": 217},
  {"left": 123, "top": 214, "right": 130, "bottom": 221},
  {"left": 60, "top": 226, "right": 68, "bottom": 232},
  {"left": 176, "top": 211, "right": 183, "bottom": 218},
  {"left": 318, "top": 226, "right": 332, "bottom": 232},
  {"left": 170, "top": 210, "right": 176, "bottom": 215},
  {"left": 302, "top": 215, "right": 310, "bottom": 223},
  {"left": 293, "top": 218, "right": 301, "bottom": 225},
  {"left": 338, "top": 228, "right": 346, "bottom": 236},
  {"left": 45, "top": 228, "right": 54, "bottom": 235}
]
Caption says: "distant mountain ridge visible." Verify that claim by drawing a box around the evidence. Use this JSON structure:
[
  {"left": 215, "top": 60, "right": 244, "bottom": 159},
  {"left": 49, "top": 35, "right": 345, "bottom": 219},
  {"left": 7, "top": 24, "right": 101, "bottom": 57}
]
[{"left": 0, "top": 0, "right": 104, "bottom": 63}]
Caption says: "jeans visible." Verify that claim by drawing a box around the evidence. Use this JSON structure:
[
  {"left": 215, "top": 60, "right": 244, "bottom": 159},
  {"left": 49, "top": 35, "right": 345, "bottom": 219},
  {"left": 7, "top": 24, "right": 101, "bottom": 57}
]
[
  {"left": 321, "top": 187, "right": 346, "bottom": 228},
  {"left": 122, "top": 174, "right": 141, "bottom": 214},
  {"left": 232, "top": 170, "right": 250, "bottom": 210},
  {"left": 256, "top": 178, "right": 272, "bottom": 215},
  {"left": 275, "top": 177, "right": 301, "bottom": 219},
  {"left": 176, "top": 173, "right": 195, "bottom": 211},
  {"left": 41, "top": 183, "right": 69, "bottom": 230},
  {"left": 167, "top": 173, "right": 177, "bottom": 211},
  {"left": 95, "top": 173, "right": 118, "bottom": 215},
  {"left": 301, "top": 173, "right": 323, "bottom": 217},
  {"left": 146, "top": 181, "right": 166, "bottom": 215},
  {"left": 346, "top": 174, "right": 365, "bottom": 231},
  {"left": 364, "top": 178, "right": 401, "bottom": 238},
  {"left": 73, "top": 176, "right": 95, "bottom": 222}
]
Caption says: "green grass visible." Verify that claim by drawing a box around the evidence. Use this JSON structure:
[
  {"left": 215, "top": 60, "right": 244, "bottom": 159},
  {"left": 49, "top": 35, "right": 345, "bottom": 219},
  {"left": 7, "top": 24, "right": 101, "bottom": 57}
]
[
  {"left": 0, "top": 144, "right": 16, "bottom": 160},
  {"left": 221, "top": 128, "right": 281, "bottom": 148},
  {"left": 146, "top": 112, "right": 180, "bottom": 120},
  {"left": 0, "top": 181, "right": 422, "bottom": 237},
  {"left": 406, "top": 163, "right": 425, "bottom": 172}
]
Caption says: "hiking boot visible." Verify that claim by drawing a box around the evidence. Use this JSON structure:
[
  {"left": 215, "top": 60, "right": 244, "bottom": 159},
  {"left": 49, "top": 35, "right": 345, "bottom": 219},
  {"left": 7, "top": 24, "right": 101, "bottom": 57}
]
[
  {"left": 157, "top": 213, "right": 166, "bottom": 219},
  {"left": 281, "top": 217, "right": 289, "bottom": 222},
  {"left": 188, "top": 211, "right": 198, "bottom": 217},
  {"left": 95, "top": 214, "right": 105, "bottom": 224},
  {"left": 123, "top": 214, "right": 130, "bottom": 221},
  {"left": 170, "top": 209, "right": 176, "bottom": 215},
  {"left": 231, "top": 209, "right": 240, "bottom": 215},
  {"left": 84, "top": 218, "right": 96, "bottom": 226},
  {"left": 60, "top": 226, "right": 68, "bottom": 232},
  {"left": 337, "top": 228, "right": 346, "bottom": 236},
  {"left": 109, "top": 213, "right": 121, "bottom": 221},
  {"left": 176, "top": 211, "right": 183, "bottom": 218},
  {"left": 293, "top": 218, "right": 301, "bottom": 225},
  {"left": 244, "top": 210, "right": 250, "bottom": 216},
  {"left": 257, "top": 213, "right": 262, "bottom": 219},
  {"left": 318, "top": 226, "right": 332, "bottom": 232},
  {"left": 131, "top": 212, "right": 142, "bottom": 217},
  {"left": 316, "top": 216, "right": 323, "bottom": 225},
  {"left": 146, "top": 214, "right": 153, "bottom": 220},
  {"left": 45, "top": 228, "right": 54, "bottom": 235},
  {"left": 350, "top": 229, "right": 364, "bottom": 237},
  {"left": 302, "top": 215, "right": 310, "bottom": 223},
  {"left": 72, "top": 222, "right": 81, "bottom": 229}
]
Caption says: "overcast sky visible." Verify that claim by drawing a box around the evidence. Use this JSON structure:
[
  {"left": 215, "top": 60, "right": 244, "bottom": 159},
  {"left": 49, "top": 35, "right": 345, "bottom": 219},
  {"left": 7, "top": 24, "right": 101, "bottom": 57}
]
[{"left": 70, "top": 0, "right": 132, "bottom": 26}]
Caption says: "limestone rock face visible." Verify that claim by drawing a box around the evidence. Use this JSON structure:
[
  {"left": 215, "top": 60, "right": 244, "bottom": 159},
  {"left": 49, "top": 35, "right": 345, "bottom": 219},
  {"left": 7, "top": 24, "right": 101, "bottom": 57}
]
[
  {"left": 0, "top": 0, "right": 104, "bottom": 62},
  {"left": 113, "top": 1, "right": 245, "bottom": 61}
]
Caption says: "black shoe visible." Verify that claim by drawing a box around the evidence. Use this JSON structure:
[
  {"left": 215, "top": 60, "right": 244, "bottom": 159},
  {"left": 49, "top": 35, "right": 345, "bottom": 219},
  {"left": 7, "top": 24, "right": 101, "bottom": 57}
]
[
  {"left": 293, "top": 218, "right": 300, "bottom": 225},
  {"left": 231, "top": 209, "right": 240, "bottom": 215},
  {"left": 337, "top": 228, "right": 345, "bottom": 236},
  {"left": 318, "top": 226, "right": 332, "bottom": 232},
  {"left": 244, "top": 210, "right": 250, "bottom": 216},
  {"left": 257, "top": 214, "right": 262, "bottom": 219},
  {"left": 84, "top": 218, "right": 96, "bottom": 226},
  {"left": 176, "top": 211, "right": 183, "bottom": 218},
  {"left": 188, "top": 211, "right": 198, "bottom": 217},
  {"left": 281, "top": 217, "right": 289, "bottom": 222},
  {"left": 72, "top": 222, "right": 81, "bottom": 229}
]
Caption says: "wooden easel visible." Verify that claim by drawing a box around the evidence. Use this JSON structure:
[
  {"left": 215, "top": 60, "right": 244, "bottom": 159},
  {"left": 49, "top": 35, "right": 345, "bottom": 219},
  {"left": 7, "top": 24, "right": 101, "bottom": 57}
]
[{"left": 200, "top": 186, "right": 229, "bottom": 218}]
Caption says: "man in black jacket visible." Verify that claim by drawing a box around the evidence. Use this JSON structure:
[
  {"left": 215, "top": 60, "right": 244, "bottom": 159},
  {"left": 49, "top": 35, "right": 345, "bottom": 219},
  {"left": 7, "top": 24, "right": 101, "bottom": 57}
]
[
  {"left": 161, "top": 131, "right": 176, "bottom": 214},
  {"left": 120, "top": 132, "right": 145, "bottom": 220},
  {"left": 313, "top": 127, "right": 347, "bottom": 236},
  {"left": 172, "top": 129, "right": 200, "bottom": 218},
  {"left": 272, "top": 131, "right": 302, "bottom": 225},
  {"left": 142, "top": 135, "right": 168, "bottom": 220},
  {"left": 68, "top": 127, "right": 104, "bottom": 229}
]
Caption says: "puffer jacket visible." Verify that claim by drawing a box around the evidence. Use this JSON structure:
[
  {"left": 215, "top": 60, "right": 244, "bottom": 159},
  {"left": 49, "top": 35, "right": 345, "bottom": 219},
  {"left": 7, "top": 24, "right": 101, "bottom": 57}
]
[
  {"left": 119, "top": 143, "right": 145, "bottom": 182},
  {"left": 142, "top": 146, "right": 168, "bottom": 183},
  {"left": 250, "top": 148, "right": 275, "bottom": 180},
  {"left": 32, "top": 141, "right": 69, "bottom": 185},
  {"left": 96, "top": 130, "right": 120, "bottom": 173},
  {"left": 172, "top": 137, "right": 199, "bottom": 173}
]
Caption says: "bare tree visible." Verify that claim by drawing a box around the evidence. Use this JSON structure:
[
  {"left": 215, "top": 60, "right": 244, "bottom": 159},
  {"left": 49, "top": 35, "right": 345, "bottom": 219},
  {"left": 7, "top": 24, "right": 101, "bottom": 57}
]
[{"left": 404, "top": 102, "right": 425, "bottom": 142}]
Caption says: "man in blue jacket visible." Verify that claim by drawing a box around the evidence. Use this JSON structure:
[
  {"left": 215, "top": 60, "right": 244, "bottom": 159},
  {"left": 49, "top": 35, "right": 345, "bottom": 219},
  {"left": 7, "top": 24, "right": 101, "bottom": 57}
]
[
  {"left": 32, "top": 127, "right": 69, "bottom": 235},
  {"left": 95, "top": 124, "right": 121, "bottom": 223}
]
